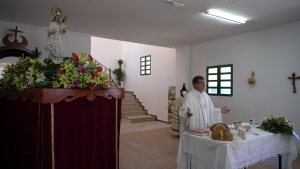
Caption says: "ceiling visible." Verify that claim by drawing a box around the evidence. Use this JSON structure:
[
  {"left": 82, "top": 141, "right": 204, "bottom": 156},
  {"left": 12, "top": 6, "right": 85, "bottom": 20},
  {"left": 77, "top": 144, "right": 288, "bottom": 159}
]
[{"left": 0, "top": 0, "right": 300, "bottom": 48}]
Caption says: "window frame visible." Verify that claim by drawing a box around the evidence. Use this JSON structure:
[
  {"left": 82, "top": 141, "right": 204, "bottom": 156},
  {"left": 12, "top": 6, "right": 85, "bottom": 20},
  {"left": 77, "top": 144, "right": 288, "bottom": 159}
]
[
  {"left": 206, "top": 64, "right": 233, "bottom": 96},
  {"left": 140, "top": 55, "right": 151, "bottom": 76}
]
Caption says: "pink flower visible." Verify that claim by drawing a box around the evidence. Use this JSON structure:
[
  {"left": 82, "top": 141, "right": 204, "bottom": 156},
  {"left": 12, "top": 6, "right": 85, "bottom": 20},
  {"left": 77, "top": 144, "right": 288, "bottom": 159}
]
[
  {"left": 93, "top": 71, "right": 98, "bottom": 78},
  {"left": 58, "top": 71, "right": 66, "bottom": 75},
  {"left": 27, "top": 56, "right": 31, "bottom": 59},
  {"left": 71, "top": 81, "right": 78, "bottom": 87},
  {"left": 87, "top": 83, "right": 95, "bottom": 90},
  {"left": 96, "top": 67, "right": 103, "bottom": 72},
  {"left": 23, "top": 78, "right": 28, "bottom": 83},
  {"left": 72, "top": 53, "right": 80, "bottom": 63},
  {"left": 79, "top": 66, "right": 87, "bottom": 73},
  {"left": 101, "top": 83, "right": 108, "bottom": 89},
  {"left": 88, "top": 54, "right": 93, "bottom": 62}
]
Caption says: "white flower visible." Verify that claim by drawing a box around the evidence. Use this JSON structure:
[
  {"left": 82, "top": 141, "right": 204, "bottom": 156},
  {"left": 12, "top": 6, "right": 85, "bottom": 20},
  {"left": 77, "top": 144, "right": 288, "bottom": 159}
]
[
  {"left": 35, "top": 73, "right": 46, "bottom": 83},
  {"left": 26, "top": 75, "right": 35, "bottom": 85},
  {"left": 83, "top": 61, "right": 90, "bottom": 68},
  {"left": 26, "top": 67, "right": 35, "bottom": 76},
  {"left": 63, "top": 83, "right": 71, "bottom": 88},
  {"left": 29, "top": 59, "right": 35, "bottom": 64}
]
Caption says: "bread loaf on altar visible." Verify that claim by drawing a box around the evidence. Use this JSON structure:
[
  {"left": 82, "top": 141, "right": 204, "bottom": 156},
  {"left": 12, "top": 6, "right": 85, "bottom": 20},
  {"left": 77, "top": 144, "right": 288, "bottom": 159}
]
[{"left": 210, "top": 123, "right": 233, "bottom": 141}]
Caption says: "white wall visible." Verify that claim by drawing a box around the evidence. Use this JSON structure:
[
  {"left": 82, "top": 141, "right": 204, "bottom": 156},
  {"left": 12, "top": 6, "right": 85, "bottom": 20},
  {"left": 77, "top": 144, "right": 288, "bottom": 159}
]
[
  {"left": 122, "top": 42, "right": 176, "bottom": 121},
  {"left": 91, "top": 37, "right": 176, "bottom": 122},
  {"left": 0, "top": 20, "right": 91, "bottom": 61},
  {"left": 176, "top": 45, "right": 190, "bottom": 97},
  {"left": 189, "top": 21, "right": 300, "bottom": 149}
]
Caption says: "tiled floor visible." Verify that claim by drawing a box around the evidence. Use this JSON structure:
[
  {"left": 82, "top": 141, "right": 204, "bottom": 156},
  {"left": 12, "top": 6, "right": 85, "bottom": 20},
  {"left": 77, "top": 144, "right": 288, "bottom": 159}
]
[{"left": 120, "top": 120, "right": 171, "bottom": 134}]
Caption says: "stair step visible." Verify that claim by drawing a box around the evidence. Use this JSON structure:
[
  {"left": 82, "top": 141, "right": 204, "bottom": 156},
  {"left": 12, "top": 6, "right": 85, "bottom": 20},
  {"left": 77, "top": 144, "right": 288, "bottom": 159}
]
[
  {"left": 123, "top": 98, "right": 138, "bottom": 101},
  {"left": 122, "top": 109, "right": 144, "bottom": 112},
  {"left": 123, "top": 100, "right": 139, "bottom": 103},
  {"left": 123, "top": 96, "right": 137, "bottom": 100},
  {"left": 125, "top": 92, "right": 134, "bottom": 96},
  {"left": 122, "top": 106, "right": 144, "bottom": 109},
  {"left": 123, "top": 96, "right": 136, "bottom": 99},
  {"left": 122, "top": 102, "right": 141, "bottom": 106},
  {"left": 122, "top": 106, "right": 143, "bottom": 109},
  {"left": 122, "top": 115, "right": 156, "bottom": 123},
  {"left": 122, "top": 109, "right": 146, "bottom": 113},
  {"left": 122, "top": 111, "right": 147, "bottom": 116},
  {"left": 122, "top": 108, "right": 144, "bottom": 111}
]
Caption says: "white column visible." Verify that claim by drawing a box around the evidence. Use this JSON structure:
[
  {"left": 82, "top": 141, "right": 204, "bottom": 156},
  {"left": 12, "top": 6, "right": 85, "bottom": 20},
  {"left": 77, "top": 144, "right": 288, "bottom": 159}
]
[{"left": 176, "top": 45, "right": 190, "bottom": 97}]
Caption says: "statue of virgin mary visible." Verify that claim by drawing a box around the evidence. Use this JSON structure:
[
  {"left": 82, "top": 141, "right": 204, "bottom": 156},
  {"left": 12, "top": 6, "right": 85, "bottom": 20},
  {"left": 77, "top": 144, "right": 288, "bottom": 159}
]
[{"left": 45, "top": 7, "right": 67, "bottom": 63}]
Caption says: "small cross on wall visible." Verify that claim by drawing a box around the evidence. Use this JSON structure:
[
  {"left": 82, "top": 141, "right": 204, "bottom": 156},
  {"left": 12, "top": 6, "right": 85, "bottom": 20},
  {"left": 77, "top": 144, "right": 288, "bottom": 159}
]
[{"left": 288, "top": 72, "right": 300, "bottom": 93}]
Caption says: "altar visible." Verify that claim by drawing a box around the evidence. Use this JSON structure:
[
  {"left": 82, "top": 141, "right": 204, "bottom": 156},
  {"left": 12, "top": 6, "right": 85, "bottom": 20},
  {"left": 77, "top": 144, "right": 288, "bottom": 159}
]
[
  {"left": 177, "top": 127, "right": 297, "bottom": 169},
  {"left": 0, "top": 88, "right": 124, "bottom": 169}
]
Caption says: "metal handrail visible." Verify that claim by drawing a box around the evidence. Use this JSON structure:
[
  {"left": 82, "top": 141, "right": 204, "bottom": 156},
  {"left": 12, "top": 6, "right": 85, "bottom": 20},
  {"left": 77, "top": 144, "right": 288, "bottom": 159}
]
[{"left": 93, "top": 59, "right": 119, "bottom": 88}]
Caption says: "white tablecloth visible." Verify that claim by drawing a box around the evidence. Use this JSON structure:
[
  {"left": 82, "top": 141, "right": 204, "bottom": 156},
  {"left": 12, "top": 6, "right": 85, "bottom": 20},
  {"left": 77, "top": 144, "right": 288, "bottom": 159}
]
[{"left": 177, "top": 128, "right": 297, "bottom": 169}]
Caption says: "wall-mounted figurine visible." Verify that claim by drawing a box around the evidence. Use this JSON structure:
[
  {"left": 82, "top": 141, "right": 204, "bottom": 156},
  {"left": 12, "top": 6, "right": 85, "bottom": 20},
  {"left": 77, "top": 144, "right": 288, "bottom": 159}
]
[{"left": 248, "top": 71, "right": 256, "bottom": 84}]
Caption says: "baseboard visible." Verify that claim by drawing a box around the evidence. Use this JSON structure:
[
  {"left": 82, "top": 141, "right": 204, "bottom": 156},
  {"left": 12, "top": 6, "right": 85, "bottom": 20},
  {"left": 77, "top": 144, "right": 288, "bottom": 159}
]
[{"left": 156, "top": 119, "right": 171, "bottom": 124}]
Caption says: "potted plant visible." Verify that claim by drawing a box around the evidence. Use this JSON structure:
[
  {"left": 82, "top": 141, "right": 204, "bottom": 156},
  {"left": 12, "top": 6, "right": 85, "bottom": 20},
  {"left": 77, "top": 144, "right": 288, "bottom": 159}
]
[
  {"left": 117, "top": 59, "right": 124, "bottom": 69},
  {"left": 112, "top": 67, "right": 125, "bottom": 86}
]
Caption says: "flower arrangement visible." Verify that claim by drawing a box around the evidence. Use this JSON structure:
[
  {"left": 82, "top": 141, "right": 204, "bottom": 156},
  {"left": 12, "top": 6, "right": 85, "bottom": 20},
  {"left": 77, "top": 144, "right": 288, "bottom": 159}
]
[
  {"left": 0, "top": 54, "right": 48, "bottom": 91},
  {"left": 51, "top": 53, "right": 110, "bottom": 90},
  {"left": 260, "top": 115, "right": 293, "bottom": 136}
]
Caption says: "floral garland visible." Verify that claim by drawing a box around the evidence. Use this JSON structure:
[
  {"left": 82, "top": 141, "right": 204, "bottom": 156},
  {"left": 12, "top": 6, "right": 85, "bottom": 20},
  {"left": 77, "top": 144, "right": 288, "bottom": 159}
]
[
  {"left": 51, "top": 53, "right": 110, "bottom": 90},
  {"left": 0, "top": 54, "right": 47, "bottom": 91},
  {"left": 260, "top": 115, "right": 293, "bottom": 136}
]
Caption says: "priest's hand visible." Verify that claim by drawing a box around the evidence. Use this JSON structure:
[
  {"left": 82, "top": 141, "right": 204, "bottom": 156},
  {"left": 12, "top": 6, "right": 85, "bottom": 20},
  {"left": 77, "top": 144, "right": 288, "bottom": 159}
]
[
  {"left": 187, "top": 107, "right": 193, "bottom": 117},
  {"left": 221, "top": 106, "right": 231, "bottom": 114}
]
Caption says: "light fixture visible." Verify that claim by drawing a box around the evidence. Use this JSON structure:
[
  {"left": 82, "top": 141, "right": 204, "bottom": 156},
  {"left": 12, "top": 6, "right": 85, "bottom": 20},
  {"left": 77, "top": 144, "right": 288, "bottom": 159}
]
[
  {"left": 204, "top": 10, "right": 246, "bottom": 24},
  {"left": 172, "top": 1, "right": 184, "bottom": 7},
  {"left": 166, "top": 0, "right": 184, "bottom": 7}
]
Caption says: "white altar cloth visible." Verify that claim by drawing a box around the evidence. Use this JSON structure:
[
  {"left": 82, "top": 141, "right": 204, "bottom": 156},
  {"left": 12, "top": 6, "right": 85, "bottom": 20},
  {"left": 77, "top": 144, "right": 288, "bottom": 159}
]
[{"left": 177, "top": 128, "right": 297, "bottom": 169}]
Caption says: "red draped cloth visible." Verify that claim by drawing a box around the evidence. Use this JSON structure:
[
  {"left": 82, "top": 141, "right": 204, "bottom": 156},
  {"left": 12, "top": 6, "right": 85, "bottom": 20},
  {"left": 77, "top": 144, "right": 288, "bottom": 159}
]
[{"left": 0, "top": 96, "right": 122, "bottom": 169}]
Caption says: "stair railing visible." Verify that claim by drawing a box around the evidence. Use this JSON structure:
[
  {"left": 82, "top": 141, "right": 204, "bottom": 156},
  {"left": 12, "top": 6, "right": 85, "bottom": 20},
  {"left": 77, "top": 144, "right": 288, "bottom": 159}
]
[{"left": 93, "top": 59, "right": 119, "bottom": 88}]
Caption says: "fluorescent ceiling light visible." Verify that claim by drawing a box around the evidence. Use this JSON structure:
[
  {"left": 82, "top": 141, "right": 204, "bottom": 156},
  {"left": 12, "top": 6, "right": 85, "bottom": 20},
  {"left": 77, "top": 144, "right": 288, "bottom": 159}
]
[
  {"left": 172, "top": 1, "right": 184, "bottom": 7},
  {"left": 204, "top": 10, "right": 246, "bottom": 24}
]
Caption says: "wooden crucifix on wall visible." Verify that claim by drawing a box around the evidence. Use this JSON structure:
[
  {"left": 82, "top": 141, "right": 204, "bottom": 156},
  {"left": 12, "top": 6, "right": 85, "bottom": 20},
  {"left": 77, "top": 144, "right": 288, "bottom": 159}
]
[
  {"left": 2, "top": 26, "right": 28, "bottom": 47},
  {"left": 288, "top": 72, "right": 300, "bottom": 93}
]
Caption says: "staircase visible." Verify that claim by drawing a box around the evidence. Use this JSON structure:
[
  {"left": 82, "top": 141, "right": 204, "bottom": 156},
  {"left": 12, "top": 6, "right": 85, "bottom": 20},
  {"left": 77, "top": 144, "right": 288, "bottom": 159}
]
[{"left": 122, "top": 91, "right": 156, "bottom": 123}]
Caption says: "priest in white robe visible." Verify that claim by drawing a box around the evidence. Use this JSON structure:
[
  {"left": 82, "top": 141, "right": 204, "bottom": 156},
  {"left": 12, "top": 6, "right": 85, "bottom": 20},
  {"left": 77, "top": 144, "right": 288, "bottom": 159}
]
[{"left": 179, "top": 75, "right": 231, "bottom": 133}]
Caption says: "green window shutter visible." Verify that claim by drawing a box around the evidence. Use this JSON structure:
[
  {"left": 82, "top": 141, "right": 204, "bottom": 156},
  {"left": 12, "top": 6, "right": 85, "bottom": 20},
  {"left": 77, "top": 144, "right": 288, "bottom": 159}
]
[
  {"left": 207, "top": 64, "right": 233, "bottom": 96},
  {"left": 140, "top": 55, "right": 151, "bottom": 76}
]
